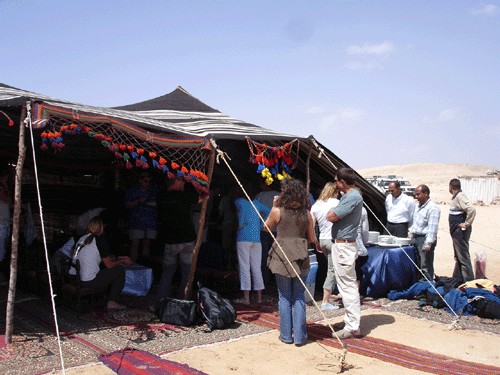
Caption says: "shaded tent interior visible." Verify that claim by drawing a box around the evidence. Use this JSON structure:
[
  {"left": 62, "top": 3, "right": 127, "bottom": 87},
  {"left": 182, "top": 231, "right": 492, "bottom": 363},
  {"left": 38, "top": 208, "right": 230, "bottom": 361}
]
[{"left": 0, "top": 82, "right": 386, "bottom": 296}]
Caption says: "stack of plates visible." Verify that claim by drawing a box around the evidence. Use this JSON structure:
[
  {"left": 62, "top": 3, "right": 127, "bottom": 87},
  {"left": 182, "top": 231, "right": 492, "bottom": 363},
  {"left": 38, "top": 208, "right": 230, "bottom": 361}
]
[
  {"left": 394, "top": 237, "right": 412, "bottom": 246},
  {"left": 368, "top": 231, "right": 380, "bottom": 243},
  {"left": 377, "top": 235, "right": 394, "bottom": 244}
]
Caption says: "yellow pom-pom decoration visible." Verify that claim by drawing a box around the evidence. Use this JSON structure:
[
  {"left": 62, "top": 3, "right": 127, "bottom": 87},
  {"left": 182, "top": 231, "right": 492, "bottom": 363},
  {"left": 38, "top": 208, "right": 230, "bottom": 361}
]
[
  {"left": 277, "top": 173, "right": 284, "bottom": 181},
  {"left": 261, "top": 168, "right": 272, "bottom": 178}
]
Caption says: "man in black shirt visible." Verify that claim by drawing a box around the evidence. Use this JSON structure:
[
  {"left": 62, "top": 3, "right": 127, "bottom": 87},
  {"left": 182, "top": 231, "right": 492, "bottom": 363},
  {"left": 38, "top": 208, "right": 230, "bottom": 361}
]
[{"left": 156, "top": 177, "right": 201, "bottom": 300}]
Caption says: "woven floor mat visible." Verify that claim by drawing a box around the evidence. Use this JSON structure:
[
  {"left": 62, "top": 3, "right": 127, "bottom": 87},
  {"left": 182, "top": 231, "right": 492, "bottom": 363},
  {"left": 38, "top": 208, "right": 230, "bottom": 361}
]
[
  {"left": 236, "top": 302, "right": 500, "bottom": 375},
  {"left": 99, "top": 348, "right": 208, "bottom": 375},
  {"left": 0, "top": 298, "right": 267, "bottom": 375}
]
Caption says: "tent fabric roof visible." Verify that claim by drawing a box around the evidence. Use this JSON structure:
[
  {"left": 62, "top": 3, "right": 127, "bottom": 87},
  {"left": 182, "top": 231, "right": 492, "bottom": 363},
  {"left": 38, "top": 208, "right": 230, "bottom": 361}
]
[
  {"left": 0, "top": 83, "right": 73, "bottom": 107},
  {"left": 0, "top": 82, "right": 386, "bottom": 220},
  {"left": 113, "top": 86, "right": 218, "bottom": 113},
  {"left": 0, "top": 84, "right": 300, "bottom": 141}
]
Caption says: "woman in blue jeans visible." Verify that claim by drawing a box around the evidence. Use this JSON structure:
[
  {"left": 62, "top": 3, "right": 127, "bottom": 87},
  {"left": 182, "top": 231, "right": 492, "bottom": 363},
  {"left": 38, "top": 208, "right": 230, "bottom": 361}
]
[{"left": 265, "top": 179, "right": 318, "bottom": 346}]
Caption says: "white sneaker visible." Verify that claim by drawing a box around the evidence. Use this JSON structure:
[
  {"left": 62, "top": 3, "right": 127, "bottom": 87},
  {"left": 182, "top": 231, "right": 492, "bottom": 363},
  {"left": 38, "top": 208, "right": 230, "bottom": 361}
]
[{"left": 320, "top": 302, "right": 339, "bottom": 311}]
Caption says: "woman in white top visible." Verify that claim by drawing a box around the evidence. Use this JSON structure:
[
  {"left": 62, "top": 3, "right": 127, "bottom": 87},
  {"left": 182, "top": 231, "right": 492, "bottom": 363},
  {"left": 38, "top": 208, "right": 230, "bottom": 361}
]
[
  {"left": 310, "top": 182, "right": 340, "bottom": 310},
  {"left": 71, "top": 216, "right": 131, "bottom": 311}
]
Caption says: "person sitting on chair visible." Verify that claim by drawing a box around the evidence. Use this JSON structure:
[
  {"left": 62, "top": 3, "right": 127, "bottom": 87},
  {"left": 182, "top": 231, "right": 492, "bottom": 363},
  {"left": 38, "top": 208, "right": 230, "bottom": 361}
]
[{"left": 71, "top": 216, "right": 131, "bottom": 311}]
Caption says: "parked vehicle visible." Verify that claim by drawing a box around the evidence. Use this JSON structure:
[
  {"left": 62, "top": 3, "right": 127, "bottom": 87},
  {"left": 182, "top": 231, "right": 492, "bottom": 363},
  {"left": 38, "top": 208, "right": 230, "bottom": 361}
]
[{"left": 366, "top": 175, "right": 416, "bottom": 197}]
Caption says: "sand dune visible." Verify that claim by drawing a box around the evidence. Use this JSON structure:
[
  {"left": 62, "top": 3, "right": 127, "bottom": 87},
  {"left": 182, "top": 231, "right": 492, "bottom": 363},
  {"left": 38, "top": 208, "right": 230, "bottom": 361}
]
[{"left": 358, "top": 162, "right": 498, "bottom": 203}]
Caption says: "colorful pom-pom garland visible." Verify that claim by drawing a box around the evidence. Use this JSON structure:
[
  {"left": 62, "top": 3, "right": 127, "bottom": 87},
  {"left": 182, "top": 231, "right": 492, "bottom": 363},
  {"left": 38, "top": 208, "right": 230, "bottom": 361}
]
[
  {"left": 247, "top": 137, "right": 299, "bottom": 185},
  {"left": 38, "top": 122, "right": 209, "bottom": 186}
]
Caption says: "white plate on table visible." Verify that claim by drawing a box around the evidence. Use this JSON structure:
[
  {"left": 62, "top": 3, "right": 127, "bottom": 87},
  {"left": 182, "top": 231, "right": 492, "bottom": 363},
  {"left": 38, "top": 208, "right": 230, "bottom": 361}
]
[{"left": 375, "top": 242, "right": 399, "bottom": 248}]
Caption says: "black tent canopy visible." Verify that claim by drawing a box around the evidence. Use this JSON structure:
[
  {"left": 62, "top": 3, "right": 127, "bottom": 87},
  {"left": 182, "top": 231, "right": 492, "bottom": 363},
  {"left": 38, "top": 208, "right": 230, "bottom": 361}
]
[
  {"left": 112, "top": 85, "right": 385, "bottom": 216},
  {"left": 1, "top": 82, "right": 386, "bottom": 344},
  {"left": 0, "top": 82, "right": 385, "bottom": 220}
]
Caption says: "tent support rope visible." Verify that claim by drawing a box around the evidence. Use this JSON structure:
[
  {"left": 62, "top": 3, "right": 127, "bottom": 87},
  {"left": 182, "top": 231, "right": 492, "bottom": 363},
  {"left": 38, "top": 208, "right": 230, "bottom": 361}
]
[
  {"left": 210, "top": 139, "right": 348, "bottom": 373},
  {"left": 26, "top": 102, "right": 67, "bottom": 374},
  {"left": 309, "top": 140, "right": 462, "bottom": 326}
]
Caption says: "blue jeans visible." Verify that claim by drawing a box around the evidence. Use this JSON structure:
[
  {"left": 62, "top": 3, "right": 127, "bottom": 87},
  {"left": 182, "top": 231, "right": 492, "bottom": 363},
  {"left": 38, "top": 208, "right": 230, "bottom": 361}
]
[{"left": 275, "top": 272, "right": 307, "bottom": 345}]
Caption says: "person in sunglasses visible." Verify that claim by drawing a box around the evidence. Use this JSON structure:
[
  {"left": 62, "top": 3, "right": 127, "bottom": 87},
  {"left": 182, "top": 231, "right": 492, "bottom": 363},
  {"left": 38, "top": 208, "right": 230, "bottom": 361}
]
[{"left": 124, "top": 171, "right": 159, "bottom": 262}]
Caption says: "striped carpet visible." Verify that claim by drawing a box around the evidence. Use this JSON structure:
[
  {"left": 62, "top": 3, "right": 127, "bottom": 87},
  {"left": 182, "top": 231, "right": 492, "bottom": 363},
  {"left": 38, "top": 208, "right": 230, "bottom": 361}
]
[
  {"left": 236, "top": 303, "right": 500, "bottom": 375},
  {"left": 99, "top": 348, "right": 208, "bottom": 375}
]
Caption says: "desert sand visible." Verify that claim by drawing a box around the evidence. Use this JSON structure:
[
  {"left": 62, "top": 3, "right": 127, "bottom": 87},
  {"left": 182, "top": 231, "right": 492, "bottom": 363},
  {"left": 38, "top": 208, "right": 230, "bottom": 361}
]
[{"left": 60, "top": 163, "right": 500, "bottom": 375}]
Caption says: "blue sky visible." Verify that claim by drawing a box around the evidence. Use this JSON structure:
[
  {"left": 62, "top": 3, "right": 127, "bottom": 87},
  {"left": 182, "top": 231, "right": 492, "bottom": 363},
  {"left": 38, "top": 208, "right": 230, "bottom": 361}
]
[{"left": 1, "top": 0, "right": 499, "bottom": 168}]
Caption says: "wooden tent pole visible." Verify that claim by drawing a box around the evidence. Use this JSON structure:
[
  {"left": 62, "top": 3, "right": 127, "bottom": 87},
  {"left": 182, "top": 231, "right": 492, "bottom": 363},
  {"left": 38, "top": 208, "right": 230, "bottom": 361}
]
[
  {"left": 306, "top": 144, "right": 313, "bottom": 194},
  {"left": 183, "top": 144, "right": 216, "bottom": 299},
  {"left": 5, "top": 104, "right": 28, "bottom": 344}
]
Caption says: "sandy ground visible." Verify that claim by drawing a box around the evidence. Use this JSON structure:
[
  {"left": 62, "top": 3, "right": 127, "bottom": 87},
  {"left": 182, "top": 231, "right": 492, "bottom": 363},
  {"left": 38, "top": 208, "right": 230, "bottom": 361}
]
[{"left": 59, "top": 163, "right": 500, "bottom": 375}]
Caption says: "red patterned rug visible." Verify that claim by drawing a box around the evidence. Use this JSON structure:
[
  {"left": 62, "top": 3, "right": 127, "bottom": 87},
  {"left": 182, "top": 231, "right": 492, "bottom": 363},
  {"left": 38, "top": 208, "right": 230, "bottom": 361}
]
[
  {"left": 0, "top": 299, "right": 202, "bottom": 374},
  {"left": 236, "top": 302, "right": 500, "bottom": 375},
  {"left": 99, "top": 348, "right": 208, "bottom": 375}
]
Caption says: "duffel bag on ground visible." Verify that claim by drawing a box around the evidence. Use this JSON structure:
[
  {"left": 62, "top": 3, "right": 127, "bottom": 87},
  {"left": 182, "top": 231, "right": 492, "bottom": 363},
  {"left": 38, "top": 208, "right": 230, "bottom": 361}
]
[{"left": 155, "top": 297, "right": 201, "bottom": 327}]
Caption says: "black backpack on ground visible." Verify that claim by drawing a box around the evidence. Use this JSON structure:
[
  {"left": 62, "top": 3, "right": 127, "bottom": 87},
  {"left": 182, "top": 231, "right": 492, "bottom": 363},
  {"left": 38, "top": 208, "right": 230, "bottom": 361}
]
[
  {"left": 197, "top": 284, "right": 236, "bottom": 330},
  {"left": 470, "top": 297, "right": 500, "bottom": 319}
]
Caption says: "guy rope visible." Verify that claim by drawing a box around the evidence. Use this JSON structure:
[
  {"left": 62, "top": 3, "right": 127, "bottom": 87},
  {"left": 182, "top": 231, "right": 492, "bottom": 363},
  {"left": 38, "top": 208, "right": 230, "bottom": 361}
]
[
  {"left": 210, "top": 139, "right": 348, "bottom": 373},
  {"left": 310, "top": 139, "right": 463, "bottom": 331}
]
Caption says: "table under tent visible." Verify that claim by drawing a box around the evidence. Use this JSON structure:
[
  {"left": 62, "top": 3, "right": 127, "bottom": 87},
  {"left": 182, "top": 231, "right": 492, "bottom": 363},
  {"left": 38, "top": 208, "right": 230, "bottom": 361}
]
[{"left": 0, "top": 82, "right": 386, "bottom": 343}]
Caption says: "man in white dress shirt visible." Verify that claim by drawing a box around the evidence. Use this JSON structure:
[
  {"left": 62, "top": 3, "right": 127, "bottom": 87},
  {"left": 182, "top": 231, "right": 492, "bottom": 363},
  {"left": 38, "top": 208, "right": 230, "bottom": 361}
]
[{"left": 385, "top": 181, "right": 415, "bottom": 238}]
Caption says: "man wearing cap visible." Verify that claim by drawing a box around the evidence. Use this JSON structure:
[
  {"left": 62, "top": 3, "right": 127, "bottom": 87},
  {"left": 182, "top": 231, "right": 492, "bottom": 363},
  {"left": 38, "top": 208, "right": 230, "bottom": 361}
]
[
  {"left": 409, "top": 184, "right": 441, "bottom": 281},
  {"left": 326, "top": 167, "right": 363, "bottom": 339},
  {"left": 385, "top": 181, "right": 415, "bottom": 238},
  {"left": 448, "top": 178, "right": 476, "bottom": 283}
]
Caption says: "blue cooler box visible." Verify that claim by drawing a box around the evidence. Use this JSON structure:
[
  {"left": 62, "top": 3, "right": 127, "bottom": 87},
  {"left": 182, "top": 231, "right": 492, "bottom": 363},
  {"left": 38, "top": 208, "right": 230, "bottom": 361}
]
[{"left": 304, "top": 253, "right": 318, "bottom": 303}]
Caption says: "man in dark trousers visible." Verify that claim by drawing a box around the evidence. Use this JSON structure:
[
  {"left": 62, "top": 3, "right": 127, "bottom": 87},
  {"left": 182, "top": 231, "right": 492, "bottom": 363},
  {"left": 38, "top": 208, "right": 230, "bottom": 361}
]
[
  {"left": 409, "top": 185, "right": 441, "bottom": 281},
  {"left": 449, "top": 178, "right": 476, "bottom": 283},
  {"left": 156, "top": 176, "right": 205, "bottom": 301},
  {"left": 385, "top": 181, "right": 415, "bottom": 238}
]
